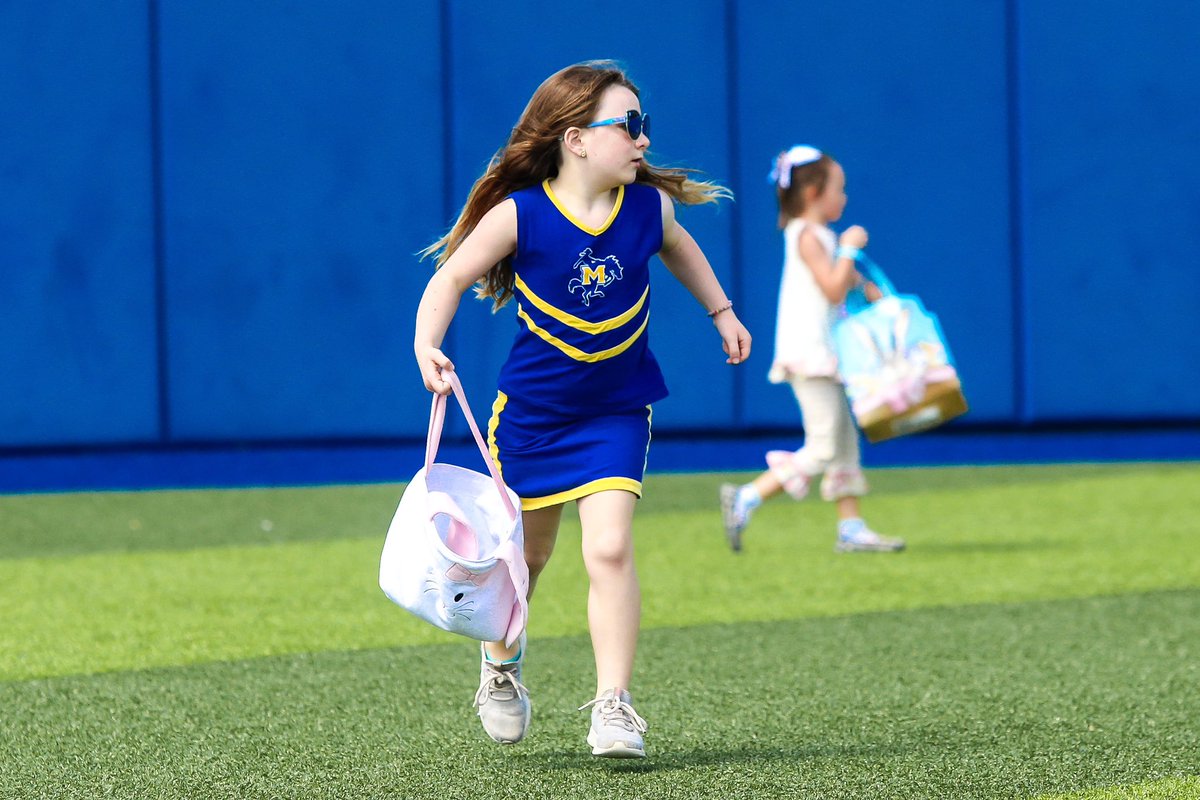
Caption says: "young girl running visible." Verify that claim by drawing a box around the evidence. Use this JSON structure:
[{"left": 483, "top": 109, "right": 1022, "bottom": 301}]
[
  {"left": 414, "top": 61, "right": 750, "bottom": 758},
  {"left": 719, "top": 145, "right": 903, "bottom": 554}
]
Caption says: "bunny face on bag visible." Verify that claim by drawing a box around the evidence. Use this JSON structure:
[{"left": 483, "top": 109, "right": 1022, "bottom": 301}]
[
  {"left": 423, "top": 564, "right": 484, "bottom": 628},
  {"left": 419, "top": 493, "right": 519, "bottom": 632}
]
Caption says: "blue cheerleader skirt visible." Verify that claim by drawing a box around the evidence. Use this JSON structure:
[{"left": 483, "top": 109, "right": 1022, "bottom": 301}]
[{"left": 486, "top": 391, "right": 653, "bottom": 511}]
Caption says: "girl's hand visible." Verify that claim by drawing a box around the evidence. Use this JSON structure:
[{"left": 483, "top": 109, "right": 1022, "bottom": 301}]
[
  {"left": 863, "top": 280, "right": 883, "bottom": 302},
  {"left": 840, "top": 225, "right": 868, "bottom": 249},
  {"left": 713, "top": 311, "right": 751, "bottom": 365},
  {"left": 416, "top": 346, "right": 455, "bottom": 395}
]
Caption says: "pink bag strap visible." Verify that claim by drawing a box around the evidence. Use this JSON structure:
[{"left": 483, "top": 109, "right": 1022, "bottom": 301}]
[
  {"left": 424, "top": 371, "right": 518, "bottom": 521},
  {"left": 495, "top": 538, "right": 530, "bottom": 646}
]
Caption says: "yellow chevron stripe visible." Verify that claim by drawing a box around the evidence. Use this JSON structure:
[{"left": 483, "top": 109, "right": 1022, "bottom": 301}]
[
  {"left": 516, "top": 304, "right": 648, "bottom": 362},
  {"left": 514, "top": 274, "right": 647, "bottom": 335},
  {"left": 542, "top": 179, "right": 624, "bottom": 235}
]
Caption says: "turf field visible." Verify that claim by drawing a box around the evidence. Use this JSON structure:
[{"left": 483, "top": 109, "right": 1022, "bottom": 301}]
[{"left": 2, "top": 463, "right": 1197, "bottom": 799}]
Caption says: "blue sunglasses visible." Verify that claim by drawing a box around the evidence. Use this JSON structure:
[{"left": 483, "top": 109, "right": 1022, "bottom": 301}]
[{"left": 586, "top": 109, "right": 650, "bottom": 140}]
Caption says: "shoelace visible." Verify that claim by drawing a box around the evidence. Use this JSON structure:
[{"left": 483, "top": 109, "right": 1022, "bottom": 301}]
[
  {"left": 473, "top": 661, "right": 528, "bottom": 709},
  {"left": 578, "top": 694, "right": 648, "bottom": 734}
]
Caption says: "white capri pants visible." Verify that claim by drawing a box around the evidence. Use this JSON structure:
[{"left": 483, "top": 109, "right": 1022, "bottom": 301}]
[{"left": 766, "top": 377, "right": 868, "bottom": 501}]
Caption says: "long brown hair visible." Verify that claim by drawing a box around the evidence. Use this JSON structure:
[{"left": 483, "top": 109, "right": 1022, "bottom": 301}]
[
  {"left": 423, "top": 60, "right": 732, "bottom": 310},
  {"left": 776, "top": 154, "right": 836, "bottom": 229}
]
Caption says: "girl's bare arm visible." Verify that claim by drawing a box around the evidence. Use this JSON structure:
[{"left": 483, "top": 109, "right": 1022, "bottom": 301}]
[
  {"left": 798, "top": 225, "right": 863, "bottom": 304},
  {"left": 414, "top": 200, "right": 517, "bottom": 393},
  {"left": 657, "top": 190, "right": 751, "bottom": 364}
]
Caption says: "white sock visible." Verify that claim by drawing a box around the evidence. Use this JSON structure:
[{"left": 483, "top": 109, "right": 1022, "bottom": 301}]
[
  {"left": 838, "top": 517, "right": 866, "bottom": 537},
  {"left": 736, "top": 484, "right": 762, "bottom": 516}
]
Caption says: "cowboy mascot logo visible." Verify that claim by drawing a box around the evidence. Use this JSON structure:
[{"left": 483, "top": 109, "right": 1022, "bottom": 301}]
[{"left": 567, "top": 248, "right": 623, "bottom": 306}]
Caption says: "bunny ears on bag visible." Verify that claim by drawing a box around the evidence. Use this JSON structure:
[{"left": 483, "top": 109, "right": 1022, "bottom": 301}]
[{"left": 768, "top": 144, "right": 824, "bottom": 189}]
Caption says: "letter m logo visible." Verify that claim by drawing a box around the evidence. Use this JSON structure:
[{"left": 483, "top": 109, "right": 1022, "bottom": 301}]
[{"left": 580, "top": 265, "right": 606, "bottom": 285}]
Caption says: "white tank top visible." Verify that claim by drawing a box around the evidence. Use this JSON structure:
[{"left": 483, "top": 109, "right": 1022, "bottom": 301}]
[{"left": 768, "top": 219, "right": 840, "bottom": 383}]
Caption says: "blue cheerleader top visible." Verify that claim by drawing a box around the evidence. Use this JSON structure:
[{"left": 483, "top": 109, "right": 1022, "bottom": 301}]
[{"left": 497, "top": 179, "right": 669, "bottom": 414}]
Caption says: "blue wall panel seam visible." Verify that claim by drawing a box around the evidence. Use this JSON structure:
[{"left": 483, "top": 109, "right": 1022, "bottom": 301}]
[
  {"left": 438, "top": 0, "right": 456, "bottom": 377},
  {"left": 1004, "top": 0, "right": 1030, "bottom": 424},
  {"left": 725, "top": 0, "right": 744, "bottom": 424},
  {"left": 148, "top": 0, "right": 172, "bottom": 442}
]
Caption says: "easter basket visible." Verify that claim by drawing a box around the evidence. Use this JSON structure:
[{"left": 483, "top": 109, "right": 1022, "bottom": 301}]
[{"left": 832, "top": 256, "right": 968, "bottom": 443}]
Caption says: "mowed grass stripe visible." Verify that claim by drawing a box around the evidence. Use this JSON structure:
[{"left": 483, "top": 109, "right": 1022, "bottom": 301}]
[
  {"left": 4, "top": 463, "right": 1200, "bottom": 681},
  {"left": 1, "top": 591, "right": 1195, "bottom": 800},
  {"left": 3, "top": 463, "right": 1194, "bottom": 560},
  {"left": 1036, "top": 777, "right": 1200, "bottom": 799},
  {"left": 0, "top": 539, "right": 410, "bottom": 681},
  {"left": 0, "top": 483, "right": 401, "bottom": 560}
]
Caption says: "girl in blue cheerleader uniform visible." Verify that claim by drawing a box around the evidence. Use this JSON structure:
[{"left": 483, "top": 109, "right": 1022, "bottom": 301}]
[{"left": 414, "top": 60, "right": 750, "bottom": 758}]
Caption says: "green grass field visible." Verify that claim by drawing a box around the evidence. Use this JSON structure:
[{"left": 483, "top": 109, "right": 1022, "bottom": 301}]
[{"left": 2, "top": 463, "right": 1198, "bottom": 799}]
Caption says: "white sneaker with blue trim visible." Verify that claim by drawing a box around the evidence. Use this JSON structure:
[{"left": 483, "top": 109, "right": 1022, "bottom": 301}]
[
  {"left": 580, "top": 688, "right": 647, "bottom": 758},
  {"left": 720, "top": 483, "right": 751, "bottom": 552},
  {"left": 835, "top": 519, "right": 905, "bottom": 552},
  {"left": 473, "top": 634, "right": 530, "bottom": 744}
]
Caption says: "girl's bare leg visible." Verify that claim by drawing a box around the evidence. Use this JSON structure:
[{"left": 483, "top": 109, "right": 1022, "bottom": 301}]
[
  {"left": 483, "top": 503, "right": 562, "bottom": 662},
  {"left": 576, "top": 489, "right": 640, "bottom": 695},
  {"left": 836, "top": 495, "right": 861, "bottom": 521}
]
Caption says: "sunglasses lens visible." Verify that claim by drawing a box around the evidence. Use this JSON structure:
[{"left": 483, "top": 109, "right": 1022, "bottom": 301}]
[{"left": 626, "top": 111, "right": 647, "bottom": 140}]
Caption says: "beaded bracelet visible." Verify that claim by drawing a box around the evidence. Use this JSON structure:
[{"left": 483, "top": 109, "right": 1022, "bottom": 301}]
[{"left": 707, "top": 301, "right": 734, "bottom": 318}]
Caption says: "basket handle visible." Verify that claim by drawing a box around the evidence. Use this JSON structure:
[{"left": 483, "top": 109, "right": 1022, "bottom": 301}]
[
  {"left": 856, "top": 253, "right": 897, "bottom": 296},
  {"left": 424, "top": 371, "right": 518, "bottom": 521},
  {"left": 843, "top": 253, "right": 898, "bottom": 314}
]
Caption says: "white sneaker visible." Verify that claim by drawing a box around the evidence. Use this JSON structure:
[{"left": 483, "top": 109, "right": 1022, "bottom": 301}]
[
  {"left": 579, "top": 688, "right": 647, "bottom": 758},
  {"left": 835, "top": 519, "right": 905, "bottom": 553},
  {"left": 473, "top": 635, "right": 530, "bottom": 744},
  {"left": 720, "top": 483, "right": 750, "bottom": 552}
]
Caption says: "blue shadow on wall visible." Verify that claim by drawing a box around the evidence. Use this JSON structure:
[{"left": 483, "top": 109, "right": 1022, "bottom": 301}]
[{"left": 2, "top": 426, "right": 1197, "bottom": 495}]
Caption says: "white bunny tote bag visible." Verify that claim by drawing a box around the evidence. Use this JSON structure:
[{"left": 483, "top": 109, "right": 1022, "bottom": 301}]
[{"left": 379, "top": 372, "right": 529, "bottom": 646}]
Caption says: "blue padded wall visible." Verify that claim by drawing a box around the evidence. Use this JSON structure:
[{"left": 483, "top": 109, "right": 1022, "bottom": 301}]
[
  {"left": 1017, "top": 0, "right": 1200, "bottom": 420},
  {"left": 734, "top": 0, "right": 1016, "bottom": 429},
  {"left": 3, "top": 0, "right": 1199, "bottom": 460},
  {"left": 444, "top": 0, "right": 737, "bottom": 436},
  {"left": 157, "top": 1, "right": 441, "bottom": 441},
  {"left": 0, "top": 3, "right": 159, "bottom": 447}
]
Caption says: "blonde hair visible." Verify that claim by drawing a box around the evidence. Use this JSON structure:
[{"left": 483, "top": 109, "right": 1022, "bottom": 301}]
[{"left": 423, "top": 60, "right": 732, "bottom": 310}]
